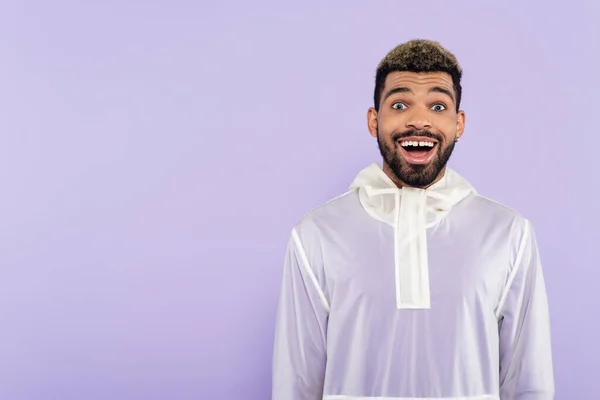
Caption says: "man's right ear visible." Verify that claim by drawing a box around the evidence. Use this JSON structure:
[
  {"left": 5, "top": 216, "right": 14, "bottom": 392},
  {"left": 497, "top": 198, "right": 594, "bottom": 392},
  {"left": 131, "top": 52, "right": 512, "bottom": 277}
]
[{"left": 367, "top": 107, "right": 378, "bottom": 138}]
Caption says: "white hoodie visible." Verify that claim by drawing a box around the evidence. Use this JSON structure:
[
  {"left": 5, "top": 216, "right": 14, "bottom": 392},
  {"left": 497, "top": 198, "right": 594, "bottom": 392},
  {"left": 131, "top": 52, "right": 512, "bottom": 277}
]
[
  {"left": 349, "top": 163, "right": 476, "bottom": 309},
  {"left": 272, "top": 162, "right": 554, "bottom": 400}
]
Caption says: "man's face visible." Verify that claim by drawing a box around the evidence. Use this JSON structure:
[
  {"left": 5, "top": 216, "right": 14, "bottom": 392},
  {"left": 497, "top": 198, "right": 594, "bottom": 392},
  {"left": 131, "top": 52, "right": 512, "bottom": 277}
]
[{"left": 367, "top": 71, "right": 465, "bottom": 188}]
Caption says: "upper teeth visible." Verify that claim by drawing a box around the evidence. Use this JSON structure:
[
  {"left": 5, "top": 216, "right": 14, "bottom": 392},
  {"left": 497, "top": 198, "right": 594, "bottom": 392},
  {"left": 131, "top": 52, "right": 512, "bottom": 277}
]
[{"left": 400, "top": 141, "right": 435, "bottom": 147}]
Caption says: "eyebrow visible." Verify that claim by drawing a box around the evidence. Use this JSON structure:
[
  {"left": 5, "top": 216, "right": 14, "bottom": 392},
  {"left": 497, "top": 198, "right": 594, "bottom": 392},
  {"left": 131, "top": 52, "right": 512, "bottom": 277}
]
[{"left": 383, "top": 86, "right": 455, "bottom": 103}]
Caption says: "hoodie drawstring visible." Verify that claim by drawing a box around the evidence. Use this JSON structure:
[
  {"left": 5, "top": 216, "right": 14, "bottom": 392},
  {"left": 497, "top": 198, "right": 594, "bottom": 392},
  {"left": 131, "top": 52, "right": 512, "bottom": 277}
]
[{"left": 395, "top": 187, "right": 430, "bottom": 309}]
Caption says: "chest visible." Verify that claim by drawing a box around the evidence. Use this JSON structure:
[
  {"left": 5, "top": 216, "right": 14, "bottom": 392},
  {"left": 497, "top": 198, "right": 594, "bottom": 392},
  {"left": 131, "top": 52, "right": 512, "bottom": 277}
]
[{"left": 322, "top": 223, "right": 509, "bottom": 314}]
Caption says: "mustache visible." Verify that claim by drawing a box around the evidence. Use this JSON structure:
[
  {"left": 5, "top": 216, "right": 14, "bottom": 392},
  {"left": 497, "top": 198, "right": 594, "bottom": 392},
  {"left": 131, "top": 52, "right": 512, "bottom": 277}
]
[{"left": 392, "top": 129, "right": 444, "bottom": 142}]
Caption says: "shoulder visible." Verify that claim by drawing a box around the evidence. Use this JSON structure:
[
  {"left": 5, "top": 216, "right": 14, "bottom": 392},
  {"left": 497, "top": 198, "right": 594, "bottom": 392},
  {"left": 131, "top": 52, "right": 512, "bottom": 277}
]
[
  {"left": 291, "top": 189, "right": 359, "bottom": 242},
  {"left": 463, "top": 193, "right": 531, "bottom": 225},
  {"left": 459, "top": 193, "right": 535, "bottom": 249},
  {"left": 284, "top": 190, "right": 359, "bottom": 295}
]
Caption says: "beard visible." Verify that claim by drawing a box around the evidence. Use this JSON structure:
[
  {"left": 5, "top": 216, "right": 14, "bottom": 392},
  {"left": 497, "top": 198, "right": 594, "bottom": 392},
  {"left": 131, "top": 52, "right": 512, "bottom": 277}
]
[{"left": 377, "top": 127, "right": 456, "bottom": 188}]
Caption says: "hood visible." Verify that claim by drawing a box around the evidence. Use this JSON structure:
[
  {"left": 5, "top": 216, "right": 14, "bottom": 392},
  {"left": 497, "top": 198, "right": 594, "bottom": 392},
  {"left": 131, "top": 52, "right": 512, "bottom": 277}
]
[{"left": 349, "top": 162, "right": 476, "bottom": 310}]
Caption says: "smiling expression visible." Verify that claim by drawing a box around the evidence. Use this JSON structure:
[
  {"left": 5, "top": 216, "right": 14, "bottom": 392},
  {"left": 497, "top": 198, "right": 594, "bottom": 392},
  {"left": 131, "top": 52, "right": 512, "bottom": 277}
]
[{"left": 367, "top": 71, "right": 465, "bottom": 188}]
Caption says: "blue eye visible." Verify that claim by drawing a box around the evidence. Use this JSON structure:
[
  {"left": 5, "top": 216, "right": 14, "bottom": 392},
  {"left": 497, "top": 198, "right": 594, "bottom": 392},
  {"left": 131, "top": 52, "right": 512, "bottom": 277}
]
[
  {"left": 392, "top": 102, "right": 407, "bottom": 110},
  {"left": 431, "top": 104, "right": 446, "bottom": 112}
]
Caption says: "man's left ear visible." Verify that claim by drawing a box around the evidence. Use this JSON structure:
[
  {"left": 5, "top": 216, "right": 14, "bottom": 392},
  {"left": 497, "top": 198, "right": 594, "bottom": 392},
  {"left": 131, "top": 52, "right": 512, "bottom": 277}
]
[{"left": 456, "top": 110, "right": 466, "bottom": 140}]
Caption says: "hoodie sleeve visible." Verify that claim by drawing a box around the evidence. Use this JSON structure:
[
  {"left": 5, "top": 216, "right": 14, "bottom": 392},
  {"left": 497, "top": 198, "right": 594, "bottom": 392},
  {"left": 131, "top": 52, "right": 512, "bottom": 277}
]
[
  {"left": 272, "top": 227, "right": 329, "bottom": 400},
  {"left": 498, "top": 220, "right": 555, "bottom": 400}
]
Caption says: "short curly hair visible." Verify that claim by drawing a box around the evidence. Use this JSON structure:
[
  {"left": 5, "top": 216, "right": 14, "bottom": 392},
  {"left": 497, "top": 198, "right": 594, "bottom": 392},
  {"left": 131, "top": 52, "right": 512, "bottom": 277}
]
[{"left": 373, "top": 39, "right": 463, "bottom": 112}]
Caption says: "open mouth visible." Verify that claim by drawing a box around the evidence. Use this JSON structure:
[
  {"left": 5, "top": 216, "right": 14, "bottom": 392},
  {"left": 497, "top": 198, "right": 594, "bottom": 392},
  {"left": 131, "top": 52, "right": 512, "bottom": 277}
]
[{"left": 398, "top": 139, "right": 437, "bottom": 164}]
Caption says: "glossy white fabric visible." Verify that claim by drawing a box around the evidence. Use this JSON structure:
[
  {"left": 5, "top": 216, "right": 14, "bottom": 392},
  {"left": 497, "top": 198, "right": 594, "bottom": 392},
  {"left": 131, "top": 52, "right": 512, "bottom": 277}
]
[
  {"left": 272, "top": 163, "right": 554, "bottom": 400},
  {"left": 349, "top": 163, "right": 476, "bottom": 309}
]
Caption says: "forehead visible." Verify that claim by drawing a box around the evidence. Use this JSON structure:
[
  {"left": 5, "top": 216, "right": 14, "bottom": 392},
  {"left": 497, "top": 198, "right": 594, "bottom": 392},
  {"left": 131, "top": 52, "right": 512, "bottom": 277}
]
[{"left": 384, "top": 71, "right": 454, "bottom": 91}]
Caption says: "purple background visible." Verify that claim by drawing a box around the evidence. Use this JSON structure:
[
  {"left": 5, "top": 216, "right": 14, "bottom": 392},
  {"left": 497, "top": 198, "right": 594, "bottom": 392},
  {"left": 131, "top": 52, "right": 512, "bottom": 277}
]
[{"left": 0, "top": 1, "right": 598, "bottom": 399}]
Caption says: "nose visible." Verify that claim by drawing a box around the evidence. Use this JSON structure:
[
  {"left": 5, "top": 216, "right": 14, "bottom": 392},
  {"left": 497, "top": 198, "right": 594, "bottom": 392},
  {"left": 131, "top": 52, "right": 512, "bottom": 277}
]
[{"left": 405, "top": 107, "right": 432, "bottom": 130}]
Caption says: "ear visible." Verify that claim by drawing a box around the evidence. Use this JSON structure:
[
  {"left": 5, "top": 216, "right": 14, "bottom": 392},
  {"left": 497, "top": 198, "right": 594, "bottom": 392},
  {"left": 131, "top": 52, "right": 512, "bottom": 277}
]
[
  {"left": 367, "top": 107, "right": 378, "bottom": 138},
  {"left": 456, "top": 110, "right": 466, "bottom": 140}
]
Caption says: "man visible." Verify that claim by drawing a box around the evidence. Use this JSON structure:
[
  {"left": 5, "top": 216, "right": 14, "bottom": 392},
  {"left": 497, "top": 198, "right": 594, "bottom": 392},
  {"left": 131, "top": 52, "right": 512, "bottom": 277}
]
[{"left": 272, "top": 39, "right": 554, "bottom": 400}]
